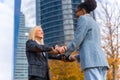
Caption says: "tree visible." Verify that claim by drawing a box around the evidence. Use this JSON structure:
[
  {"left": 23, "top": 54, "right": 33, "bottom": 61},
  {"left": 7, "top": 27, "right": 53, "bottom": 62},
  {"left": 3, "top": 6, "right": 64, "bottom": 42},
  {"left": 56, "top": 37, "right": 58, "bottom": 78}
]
[
  {"left": 96, "top": 0, "right": 120, "bottom": 80},
  {"left": 48, "top": 52, "right": 84, "bottom": 80}
]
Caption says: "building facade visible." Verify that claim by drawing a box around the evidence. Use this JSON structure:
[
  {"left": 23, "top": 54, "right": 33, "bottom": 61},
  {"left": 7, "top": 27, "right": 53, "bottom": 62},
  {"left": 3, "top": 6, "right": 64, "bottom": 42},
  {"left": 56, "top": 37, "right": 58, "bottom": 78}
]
[
  {"left": 36, "top": 0, "right": 82, "bottom": 46},
  {"left": 14, "top": 12, "right": 30, "bottom": 80},
  {"left": 14, "top": 0, "right": 21, "bottom": 79}
]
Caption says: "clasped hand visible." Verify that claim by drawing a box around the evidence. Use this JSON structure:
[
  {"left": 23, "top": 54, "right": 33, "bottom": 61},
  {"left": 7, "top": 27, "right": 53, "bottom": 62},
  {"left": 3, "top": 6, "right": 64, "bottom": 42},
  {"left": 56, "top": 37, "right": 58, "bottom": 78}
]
[
  {"left": 50, "top": 45, "right": 67, "bottom": 54},
  {"left": 50, "top": 45, "right": 77, "bottom": 62}
]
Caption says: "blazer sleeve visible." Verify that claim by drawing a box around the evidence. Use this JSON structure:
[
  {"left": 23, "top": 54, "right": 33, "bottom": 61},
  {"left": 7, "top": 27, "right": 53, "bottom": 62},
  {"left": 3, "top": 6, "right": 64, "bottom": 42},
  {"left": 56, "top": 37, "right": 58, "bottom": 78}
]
[
  {"left": 75, "top": 54, "right": 80, "bottom": 62},
  {"left": 26, "top": 40, "right": 52, "bottom": 52},
  {"left": 48, "top": 54, "right": 63, "bottom": 60},
  {"left": 65, "top": 16, "right": 88, "bottom": 56},
  {"left": 48, "top": 53, "right": 79, "bottom": 62}
]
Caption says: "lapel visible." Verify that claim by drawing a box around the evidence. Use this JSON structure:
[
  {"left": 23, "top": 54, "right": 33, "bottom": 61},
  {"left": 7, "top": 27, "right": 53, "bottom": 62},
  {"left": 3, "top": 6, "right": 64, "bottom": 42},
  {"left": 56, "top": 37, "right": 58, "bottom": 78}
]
[{"left": 42, "top": 52, "right": 47, "bottom": 60}]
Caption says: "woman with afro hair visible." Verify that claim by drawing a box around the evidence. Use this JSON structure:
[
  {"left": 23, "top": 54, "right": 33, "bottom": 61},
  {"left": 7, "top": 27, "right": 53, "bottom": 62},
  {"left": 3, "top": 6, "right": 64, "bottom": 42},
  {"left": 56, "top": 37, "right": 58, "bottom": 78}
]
[{"left": 61, "top": 0, "right": 109, "bottom": 80}]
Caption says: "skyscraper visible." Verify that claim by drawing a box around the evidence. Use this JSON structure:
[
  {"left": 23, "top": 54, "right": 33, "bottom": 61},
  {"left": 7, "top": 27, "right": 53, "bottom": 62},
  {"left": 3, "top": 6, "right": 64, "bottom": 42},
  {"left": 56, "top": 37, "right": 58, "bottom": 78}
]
[
  {"left": 14, "top": 12, "right": 30, "bottom": 80},
  {"left": 36, "top": 0, "right": 82, "bottom": 46},
  {"left": 14, "top": 0, "right": 21, "bottom": 80}
]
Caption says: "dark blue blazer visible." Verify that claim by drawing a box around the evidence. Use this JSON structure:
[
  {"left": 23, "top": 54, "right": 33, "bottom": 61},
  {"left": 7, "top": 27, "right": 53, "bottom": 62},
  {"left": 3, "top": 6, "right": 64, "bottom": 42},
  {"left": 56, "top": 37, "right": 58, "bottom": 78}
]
[{"left": 26, "top": 40, "right": 61, "bottom": 79}]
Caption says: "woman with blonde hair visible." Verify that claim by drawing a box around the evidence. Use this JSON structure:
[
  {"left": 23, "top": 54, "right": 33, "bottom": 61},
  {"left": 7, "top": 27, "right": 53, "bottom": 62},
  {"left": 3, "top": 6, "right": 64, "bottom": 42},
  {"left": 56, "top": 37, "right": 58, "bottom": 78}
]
[
  {"left": 26, "top": 26, "right": 65, "bottom": 80},
  {"left": 28, "top": 26, "right": 44, "bottom": 45}
]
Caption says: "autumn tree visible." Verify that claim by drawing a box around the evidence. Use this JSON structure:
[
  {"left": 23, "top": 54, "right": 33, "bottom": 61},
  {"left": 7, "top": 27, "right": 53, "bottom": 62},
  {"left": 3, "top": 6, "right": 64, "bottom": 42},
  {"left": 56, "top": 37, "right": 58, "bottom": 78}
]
[
  {"left": 48, "top": 52, "right": 84, "bottom": 80},
  {"left": 96, "top": 0, "right": 120, "bottom": 80}
]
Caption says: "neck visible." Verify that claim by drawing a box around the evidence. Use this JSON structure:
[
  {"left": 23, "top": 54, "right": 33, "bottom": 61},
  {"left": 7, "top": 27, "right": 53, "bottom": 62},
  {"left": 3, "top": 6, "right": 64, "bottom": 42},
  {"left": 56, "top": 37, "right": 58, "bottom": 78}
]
[
  {"left": 35, "top": 37, "right": 41, "bottom": 42},
  {"left": 85, "top": 13, "right": 89, "bottom": 15}
]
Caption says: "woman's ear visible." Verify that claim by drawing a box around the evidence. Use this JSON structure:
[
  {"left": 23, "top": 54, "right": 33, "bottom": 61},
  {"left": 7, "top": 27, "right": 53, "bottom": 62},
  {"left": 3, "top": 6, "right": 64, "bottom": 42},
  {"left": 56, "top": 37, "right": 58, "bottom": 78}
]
[{"left": 81, "top": 8, "right": 87, "bottom": 15}]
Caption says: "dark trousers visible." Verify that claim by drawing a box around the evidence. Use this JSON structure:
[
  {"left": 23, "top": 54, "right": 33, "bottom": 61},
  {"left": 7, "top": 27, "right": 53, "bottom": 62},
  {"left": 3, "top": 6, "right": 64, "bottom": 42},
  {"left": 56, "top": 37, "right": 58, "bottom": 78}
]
[{"left": 29, "top": 76, "right": 49, "bottom": 80}]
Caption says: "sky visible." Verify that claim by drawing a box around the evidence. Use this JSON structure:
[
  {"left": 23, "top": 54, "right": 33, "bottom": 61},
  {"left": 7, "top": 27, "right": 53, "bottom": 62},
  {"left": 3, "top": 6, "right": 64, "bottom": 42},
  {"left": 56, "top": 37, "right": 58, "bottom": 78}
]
[
  {"left": 0, "top": 0, "right": 14, "bottom": 80},
  {"left": 0, "top": 0, "right": 35, "bottom": 80},
  {"left": 0, "top": 0, "right": 120, "bottom": 80},
  {"left": 21, "top": 0, "right": 36, "bottom": 27}
]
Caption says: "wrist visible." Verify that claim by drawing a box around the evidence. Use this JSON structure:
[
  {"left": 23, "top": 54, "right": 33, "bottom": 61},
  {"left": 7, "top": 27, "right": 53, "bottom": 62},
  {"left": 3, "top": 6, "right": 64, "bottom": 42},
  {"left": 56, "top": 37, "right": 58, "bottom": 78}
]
[
  {"left": 63, "top": 46, "right": 67, "bottom": 52},
  {"left": 65, "top": 55, "right": 70, "bottom": 61}
]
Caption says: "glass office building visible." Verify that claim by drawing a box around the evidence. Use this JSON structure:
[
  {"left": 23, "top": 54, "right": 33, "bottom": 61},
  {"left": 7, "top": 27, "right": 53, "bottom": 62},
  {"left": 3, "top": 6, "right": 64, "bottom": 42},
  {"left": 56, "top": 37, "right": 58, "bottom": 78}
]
[
  {"left": 36, "top": 0, "right": 82, "bottom": 46},
  {"left": 14, "top": 12, "right": 30, "bottom": 80},
  {"left": 14, "top": 0, "right": 21, "bottom": 79}
]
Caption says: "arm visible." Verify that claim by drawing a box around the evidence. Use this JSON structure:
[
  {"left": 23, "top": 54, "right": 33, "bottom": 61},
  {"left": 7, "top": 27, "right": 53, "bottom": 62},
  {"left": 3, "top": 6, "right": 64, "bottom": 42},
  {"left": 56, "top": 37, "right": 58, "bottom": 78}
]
[
  {"left": 48, "top": 54, "right": 65, "bottom": 60},
  {"left": 74, "top": 54, "right": 80, "bottom": 62},
  {"left": 48, "top": 53, "right": 80, "bottom": 62},
  {"left": 65, "top": 16, "right": 88, "bottom": 56},
  {"left": 26, "top": 40, "right": 52, "bottom": 52},
  {"left": 64, "top": 54, "right": 80, "bottom": 62}
]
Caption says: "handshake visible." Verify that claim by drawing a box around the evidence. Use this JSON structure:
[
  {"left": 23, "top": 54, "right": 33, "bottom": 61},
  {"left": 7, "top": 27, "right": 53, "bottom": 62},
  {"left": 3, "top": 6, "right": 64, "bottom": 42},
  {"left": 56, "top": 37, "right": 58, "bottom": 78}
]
[
  {"left": 50, "top": 45, "right": 77, "bottom": 62},
  {"left": 50, "top": 45, "right": 67, "bottom": 54}
]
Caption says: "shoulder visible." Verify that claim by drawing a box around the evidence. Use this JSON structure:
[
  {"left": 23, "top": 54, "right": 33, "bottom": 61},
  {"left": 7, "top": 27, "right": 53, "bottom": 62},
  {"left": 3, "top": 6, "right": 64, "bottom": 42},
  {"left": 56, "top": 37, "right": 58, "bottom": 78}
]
[
  {"left": 78, "top": 15, "right": 87, "bottom": 21},
  {"left": 26, "top": 39, "right": 36, "bottom": 44},
  {"left": 77, "top": 15, "right": 88, "bottom": 24},
  {"left": 77, "top": 15, "right": 88, "bottom": 25}
]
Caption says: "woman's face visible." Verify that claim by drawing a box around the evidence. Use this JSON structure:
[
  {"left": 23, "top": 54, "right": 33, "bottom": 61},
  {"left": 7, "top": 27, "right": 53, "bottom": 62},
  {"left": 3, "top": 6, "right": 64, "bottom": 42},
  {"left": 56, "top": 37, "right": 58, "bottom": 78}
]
[
  {"left": 75, "top": 8, "right": 85, "bottom": 19},
  {"left": 35, "top": 27, "right": 44, "bottom": 39}
]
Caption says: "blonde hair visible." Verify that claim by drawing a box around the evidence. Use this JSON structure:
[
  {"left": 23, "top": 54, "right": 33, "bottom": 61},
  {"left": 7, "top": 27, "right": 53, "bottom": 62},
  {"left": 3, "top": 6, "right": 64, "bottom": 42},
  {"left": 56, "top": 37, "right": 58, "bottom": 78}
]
[{"left": 28, "top": 26, "right": 44, "bottom": 44}]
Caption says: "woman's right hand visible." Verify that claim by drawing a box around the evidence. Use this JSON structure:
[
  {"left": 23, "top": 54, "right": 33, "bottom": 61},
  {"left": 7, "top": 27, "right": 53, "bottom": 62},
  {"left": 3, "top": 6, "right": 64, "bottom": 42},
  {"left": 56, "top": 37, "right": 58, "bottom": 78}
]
[{"left": 49, "top": 47, "right": 60, "bottom": 54}]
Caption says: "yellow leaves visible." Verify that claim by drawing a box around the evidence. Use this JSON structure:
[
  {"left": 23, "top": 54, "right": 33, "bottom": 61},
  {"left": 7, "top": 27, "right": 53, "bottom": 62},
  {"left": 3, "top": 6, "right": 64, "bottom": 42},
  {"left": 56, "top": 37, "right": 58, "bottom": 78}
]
[
  {"left": 48, "top": 52, "right": 84, "bottom": 80},
  {"left": 107, "top": 57, "right": 120, "bottom": 79},
  {"left": 108, "top": 57, "right": 114, "bottom": 65},
  {"left": 108, "top": 57, "right": 120, "bottom": 69}
]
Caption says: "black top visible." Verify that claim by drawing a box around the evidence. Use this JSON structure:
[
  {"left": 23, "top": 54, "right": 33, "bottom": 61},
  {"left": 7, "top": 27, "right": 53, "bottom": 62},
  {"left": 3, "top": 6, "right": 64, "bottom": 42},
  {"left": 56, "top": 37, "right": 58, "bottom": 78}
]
[{"left": 26, "top": 40, "right": 62, "bottom": 78}]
